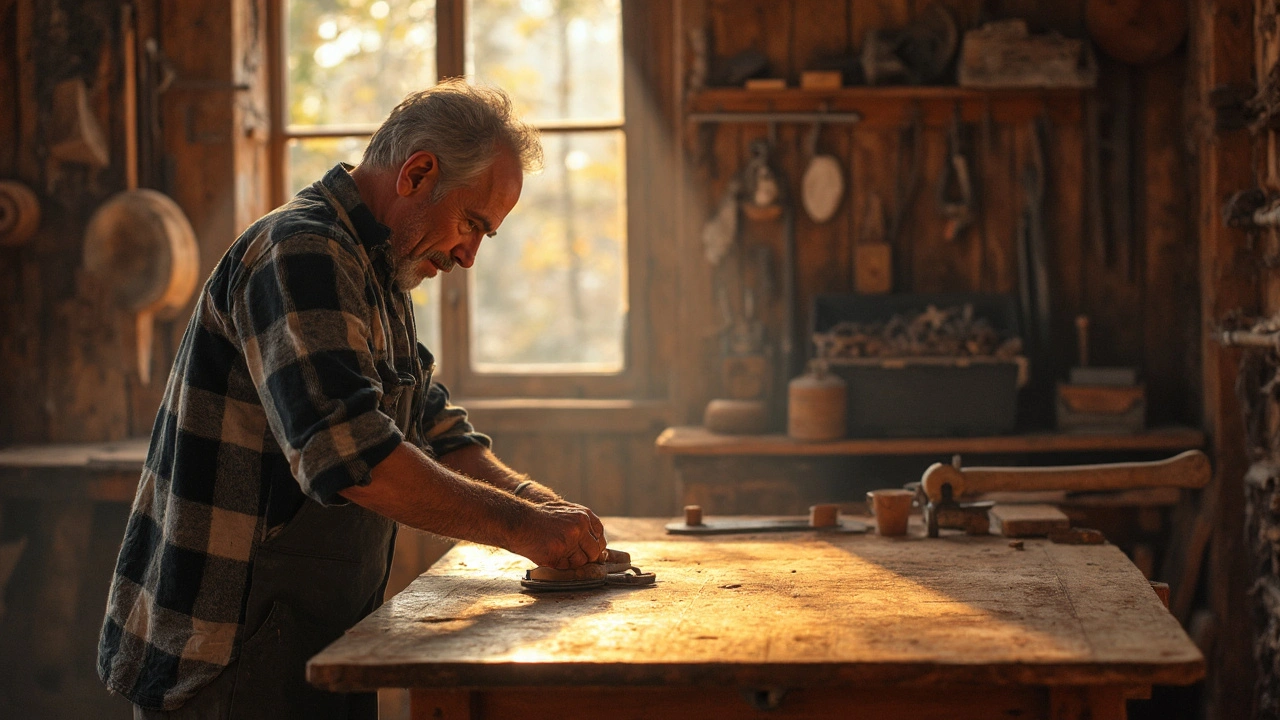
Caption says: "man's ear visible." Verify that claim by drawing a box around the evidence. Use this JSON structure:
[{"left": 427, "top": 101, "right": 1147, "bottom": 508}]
[{"left": 397, "top": 151, "right": 439, "bottom": 198}]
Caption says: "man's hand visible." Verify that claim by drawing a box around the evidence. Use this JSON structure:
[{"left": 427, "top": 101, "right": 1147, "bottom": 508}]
[
  {"left": 508, "top": 500, "right": 607, "bottom": 569},
  {"left": 343, "top": 442, "right": 608, "bottom": 570}
]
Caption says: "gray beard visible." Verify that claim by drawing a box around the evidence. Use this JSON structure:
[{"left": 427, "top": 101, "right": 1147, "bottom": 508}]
[{"left": 392, "top": 247, "right": 454, "bottom": 290}]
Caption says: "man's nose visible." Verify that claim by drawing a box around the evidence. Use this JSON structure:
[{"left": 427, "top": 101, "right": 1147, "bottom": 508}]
[{"left": 453, "top": 237, "right": 481, "bottom": 268}]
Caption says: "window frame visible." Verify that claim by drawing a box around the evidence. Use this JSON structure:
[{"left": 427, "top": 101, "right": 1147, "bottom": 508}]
[{"left": 267, "top": 0, "right": 650, "bottom": 400}]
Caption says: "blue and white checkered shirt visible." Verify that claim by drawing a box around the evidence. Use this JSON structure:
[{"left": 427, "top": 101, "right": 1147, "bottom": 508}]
[{"left": 97, "top": 164, "right": 490, "bottom": 710}]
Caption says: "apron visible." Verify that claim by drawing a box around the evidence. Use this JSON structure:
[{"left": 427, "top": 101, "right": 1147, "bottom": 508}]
[
  {"left": 223, "top": 185, "right": 417, "bottom": 718},
  {"left": 226, "top": 497, "right": 397, "bottom": 719}
]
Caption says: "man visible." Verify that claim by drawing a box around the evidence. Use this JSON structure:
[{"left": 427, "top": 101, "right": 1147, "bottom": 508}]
[{"left": 98, "top": 80, "right": 607, "bottom": 719}]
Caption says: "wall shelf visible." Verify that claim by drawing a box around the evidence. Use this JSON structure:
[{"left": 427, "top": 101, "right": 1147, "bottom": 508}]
[
  {"left": 686, "top": 86, "right": 1088, "bottom": 128},
  {"left": 655, "top": 425, "right": 1205, "bottom": 457}
]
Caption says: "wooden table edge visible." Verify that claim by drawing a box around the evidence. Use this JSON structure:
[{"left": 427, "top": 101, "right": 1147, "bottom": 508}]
[{"left": 307, "top": 657, "right": 1206, "bottom": 694}]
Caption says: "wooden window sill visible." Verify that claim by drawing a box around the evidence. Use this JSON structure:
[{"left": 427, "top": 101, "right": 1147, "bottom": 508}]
[{"left": 458, "top": 399, "right": 673, "bottom": 434}]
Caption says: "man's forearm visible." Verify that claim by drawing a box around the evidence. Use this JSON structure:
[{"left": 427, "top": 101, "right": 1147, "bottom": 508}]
[
  {"left": 339, "top": 442, "right": 534, "bottom": 549},
  {"left": 439, "top": 444, "right": 561, "bottom": 503},
  {"left": 340, "top": 441, "right": 606, "bottom": 569}
]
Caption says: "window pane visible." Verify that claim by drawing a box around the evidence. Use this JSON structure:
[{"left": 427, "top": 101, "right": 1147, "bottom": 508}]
[
  {"left": 286, "top": 136, "right": 368, "bottom": 197},
  {"left": 411, "top": 282, "right": 443, "bottom": 366},
  {"left": 470, "top": 131, "right": 626, "bottom": 372},
  {"left": 286, "top": 0, "right": 437, "bottom": 127},
  {"left": 467, "top": 0, "right": 622, "bottom": 123}
]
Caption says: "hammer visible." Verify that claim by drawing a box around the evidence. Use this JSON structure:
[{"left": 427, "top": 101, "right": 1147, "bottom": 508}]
[{"left": 918, "top": 450, "right": 1211, "bottom": 537}]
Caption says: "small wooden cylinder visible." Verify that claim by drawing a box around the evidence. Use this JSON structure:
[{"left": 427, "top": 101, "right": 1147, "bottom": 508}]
[
  {"left": 809, "top": 504, "right": 839, "bottom": 528},
  {"left": 1150, "top": 581, "right": 1170, "bottom": 610},
  {"left": 866, "top": 489, "right": 914, "bottom": 537},
  {"left": 684, "top": 505, "right": 703, "bottom": 527},
  {"left": 704, "top": 399, "right": 769, "bottom": 435},
  {"left": 788, "top": 363, "right": 846, "bottom": 441}
]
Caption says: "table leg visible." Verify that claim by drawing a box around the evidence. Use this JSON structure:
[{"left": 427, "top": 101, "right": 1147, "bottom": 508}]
[
  {"left": 29, "top": 501, "right": 94, "bottom": 688},
  {"left": 410, "top": 688, "right": 474, "bottom": 720},
  {"left": 0, "top": 501, "right": 26, "bottom": 619},
  {"left": 1050, "top": 686, "right": 1128, "bottom": 720}
]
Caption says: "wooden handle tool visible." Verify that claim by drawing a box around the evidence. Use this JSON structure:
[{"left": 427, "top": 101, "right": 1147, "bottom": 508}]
[{"left": 921, "top": 449, "right": 1210, "bottom": 503}]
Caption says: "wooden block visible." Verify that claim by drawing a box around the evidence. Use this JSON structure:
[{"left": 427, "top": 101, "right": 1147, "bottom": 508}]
[
  {"left": 989, "top": 504, "right": 1070, "bottom": 537},
  {"left": 854, "top": 242, "right": 892, "bottom": 294},
  {"left": 1049, "top": 527, "right": 1107, "bottom": 545},
  {"left": 1150, "top": 581, "right": 1171, "bottom": 609},
  {"left": 800, "top": 70, "right": 842, "bottom": 90},
  {"left": 744, "top": 78, "right": 786, "bottom": 91},
  {"left": 936, "top": 506, "right": 991, "bottom": 535},
  {"left": 703, "top": 399, "right": 768, "bottom": 435},
  {"left": 1057, "top": 383, "right": 1145, "bottom": 414},
  {"left": 809, "top": 503, "right": 839, "bottom": 528},
  {"left": 684, "top": 505, "right": 703, "bottom": 526}
]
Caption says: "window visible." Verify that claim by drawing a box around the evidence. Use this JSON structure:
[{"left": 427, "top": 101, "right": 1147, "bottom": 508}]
[{"left": 273, "top": 0, "right": 631, "bottom": 398}]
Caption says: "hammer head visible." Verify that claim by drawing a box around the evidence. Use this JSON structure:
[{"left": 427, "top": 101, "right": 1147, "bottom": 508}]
[
  {"left": 916, "top": 465, "right": 990, "bottom": 537},
  {"left": 922, "top": 462, "right": 968, "bottom": 502}
]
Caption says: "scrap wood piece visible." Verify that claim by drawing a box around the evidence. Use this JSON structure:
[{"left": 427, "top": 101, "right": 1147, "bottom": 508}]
[
  {"left": 989, "top": 504, "right": 1070, "bottom": 537},
  {"left": 1049, "top": 527, "right": 1107, "bottom": 545}
]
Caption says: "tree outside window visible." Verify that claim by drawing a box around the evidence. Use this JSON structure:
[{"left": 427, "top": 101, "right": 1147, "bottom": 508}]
[{"left": 280, "top": 0, "right": 626, "bottom": 385}]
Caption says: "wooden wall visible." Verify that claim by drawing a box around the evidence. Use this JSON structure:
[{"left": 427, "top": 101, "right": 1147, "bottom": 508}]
[
  {"left": 0, "top": 0, "right": 1225, "bottom": 717},
  {"left": 1212, "top": 0, "right": 1276, "bottom": 716},
  {"left": 0, "top": 0, "right": 1205, "bottom": 535},
  {"left": 0, "top": 0, "right": 269, "bottom": 716},
  {"left": 671, "top": 0, "right": 1200, "bottom": 434}
]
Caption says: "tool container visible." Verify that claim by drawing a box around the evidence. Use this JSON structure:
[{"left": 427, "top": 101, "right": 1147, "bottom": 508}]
[{"left": 811, "top": 293, "right": 1025, "bottom": 437}]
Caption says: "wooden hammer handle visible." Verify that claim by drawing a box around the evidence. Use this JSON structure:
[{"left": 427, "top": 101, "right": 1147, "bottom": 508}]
[{"left": 923, "top": 449, "right": 1210, "bottom": 501}]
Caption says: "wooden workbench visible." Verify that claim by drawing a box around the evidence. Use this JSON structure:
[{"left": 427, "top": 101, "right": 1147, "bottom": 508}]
[
  {"left": 308, "top": 518, "right": 1203, "bottom": 719},
  {"left": 0, "top": 439, "right": 147, "bottom": 675}
]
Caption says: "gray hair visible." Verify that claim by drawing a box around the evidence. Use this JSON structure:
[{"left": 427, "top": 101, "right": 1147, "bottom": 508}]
[{"left": 361, "top": 79, "right": 543, "bottom": 200}]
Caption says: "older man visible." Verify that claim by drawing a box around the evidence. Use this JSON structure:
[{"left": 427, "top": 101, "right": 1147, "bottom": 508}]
[{"left": 98, "top": 81, "right": 606, "bottom": 719}]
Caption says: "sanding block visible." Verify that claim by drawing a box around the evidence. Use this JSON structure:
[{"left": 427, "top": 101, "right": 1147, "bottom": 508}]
[{"left": 520, "top": 549, "right": 656, "bottom": 592}]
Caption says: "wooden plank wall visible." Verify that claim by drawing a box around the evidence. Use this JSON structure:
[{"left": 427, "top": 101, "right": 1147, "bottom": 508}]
[
  {"left": 390, "top": 0, "right": 1202, "bottom": 524},
  {"left": 0, "top": 0, "right": 272, "bottom": 445},
  {"left": 671, "top": 0, "right": 1199, "bottom": 436},
  {"left": 0, "top": 1, "right": 270, "bottom": 717}
]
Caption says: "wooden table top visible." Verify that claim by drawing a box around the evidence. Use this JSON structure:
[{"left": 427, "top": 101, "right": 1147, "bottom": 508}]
[{"left": 308, "top": 518, "right": 1204, "bottom": 693}]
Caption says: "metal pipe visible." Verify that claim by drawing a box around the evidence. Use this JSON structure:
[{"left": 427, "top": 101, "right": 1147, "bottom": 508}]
[
  {"left": 687, "top": 111, "right": 863, "bottom": 124},
  {"left": 1255, "top": 203, "right": 1280, "bottom": 227},
  {"left": 1218, "top": 329, "right": 1280, "bottom": 348}
]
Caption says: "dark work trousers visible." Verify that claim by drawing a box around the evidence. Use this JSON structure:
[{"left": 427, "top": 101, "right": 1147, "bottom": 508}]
[{"left": 135, "top": 498, "right": 397, "bottom": 720}]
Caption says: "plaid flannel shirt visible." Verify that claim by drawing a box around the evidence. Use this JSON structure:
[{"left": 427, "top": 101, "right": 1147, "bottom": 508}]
[{"left": 97, "top": 164, "right": 490, "bottom": 711}]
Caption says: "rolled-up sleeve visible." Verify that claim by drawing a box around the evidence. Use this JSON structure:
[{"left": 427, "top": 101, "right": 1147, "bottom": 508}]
[
  {"left": 231, "top": 234, "right": 402, "bottom": 504},
  {"left": 417, "top": 344, "right": 491, "bottom": 457}
]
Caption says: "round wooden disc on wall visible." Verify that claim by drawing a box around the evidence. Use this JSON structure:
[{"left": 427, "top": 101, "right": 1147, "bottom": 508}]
[
  {"left": 0, "top": 180, "right": 41, "bottom": 247},
  {"left": 83, "top": 189, "right": 199, "bottom": 316},
  {"left": 1085, "top": 0, "right": 1187, "bottom": 65}
]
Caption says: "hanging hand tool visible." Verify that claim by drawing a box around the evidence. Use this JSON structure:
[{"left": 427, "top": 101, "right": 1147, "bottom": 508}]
[
  {"left": 937, "top": 105, "right": 976, "bottom": 241},
  {"left": 917, "top": 450, "right": 1211, "bottom": 537},
  {"left": 888, "top": 105, "right": 924, "bottom": 248},
  {"left": 1018, "top": 117, "right": 1052, "bottom": 383},
  {"left": 801, "top": 115, "right": 845, "bottom": 224}
]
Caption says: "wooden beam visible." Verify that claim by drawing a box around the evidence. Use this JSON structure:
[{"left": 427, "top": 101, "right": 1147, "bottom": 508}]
[{"left": 1193, "top": 0, "right": 1259, "bottom": 717}]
